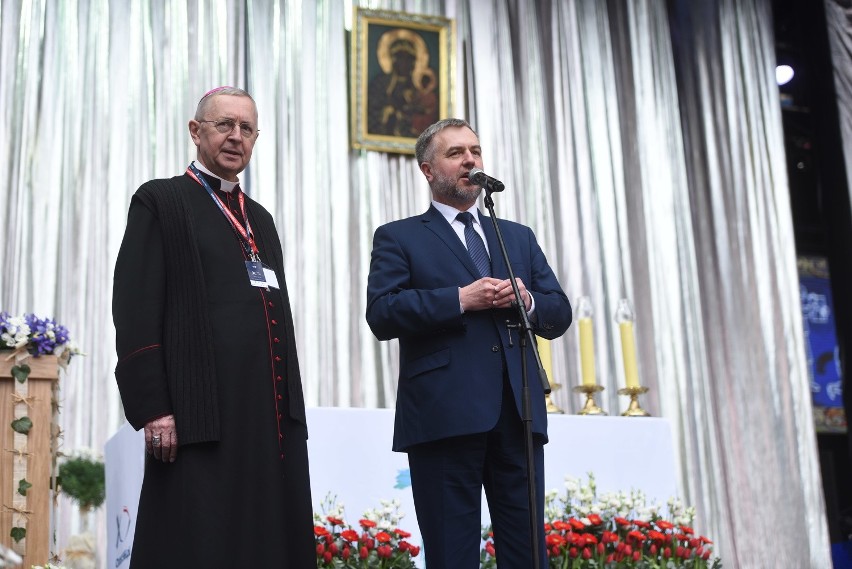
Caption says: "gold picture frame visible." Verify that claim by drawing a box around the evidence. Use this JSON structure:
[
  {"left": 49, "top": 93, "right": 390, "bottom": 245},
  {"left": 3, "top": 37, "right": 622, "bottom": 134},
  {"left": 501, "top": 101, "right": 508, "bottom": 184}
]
[{"left": 350, "top": 8, "right": 456, "bottom": 154}]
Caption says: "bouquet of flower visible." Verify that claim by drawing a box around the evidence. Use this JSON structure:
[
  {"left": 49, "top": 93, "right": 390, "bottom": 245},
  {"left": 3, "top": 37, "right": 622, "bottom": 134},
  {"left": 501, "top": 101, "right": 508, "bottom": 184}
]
[
  {"left": 0, "top": 311, "right": 81, "bottom": 364},
  {"left": 314, "top": 495, "right": 421, "bottom": 568},
  {"left": 480, "top": 473, "right": 721, "bottom": 568}
]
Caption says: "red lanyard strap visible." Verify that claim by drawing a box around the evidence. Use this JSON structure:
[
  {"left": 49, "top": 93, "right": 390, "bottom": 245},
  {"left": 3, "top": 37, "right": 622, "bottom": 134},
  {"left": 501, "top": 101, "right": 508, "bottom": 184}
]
[{"left": 187, "top": 164, "right": 260, "bottom": 260}]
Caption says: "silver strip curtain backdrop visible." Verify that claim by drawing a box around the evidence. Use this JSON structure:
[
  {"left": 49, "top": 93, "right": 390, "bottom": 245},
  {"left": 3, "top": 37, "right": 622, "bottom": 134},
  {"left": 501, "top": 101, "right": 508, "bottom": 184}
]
[{"left": 0, "top": 0, "right": 831, "bottom": 566}]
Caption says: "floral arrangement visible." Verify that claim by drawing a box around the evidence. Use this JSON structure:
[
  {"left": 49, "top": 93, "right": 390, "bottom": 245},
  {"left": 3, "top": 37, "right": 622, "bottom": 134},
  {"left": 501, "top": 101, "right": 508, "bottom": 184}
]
[
  {"left": 480, "top": 473, "right": 721, "bottom": 568},
  {"left": 314, "top": 495, "right": 421, "bottom": 568},
  {"left": 0, "top": 311, "right": 81, "bottom": 364}
]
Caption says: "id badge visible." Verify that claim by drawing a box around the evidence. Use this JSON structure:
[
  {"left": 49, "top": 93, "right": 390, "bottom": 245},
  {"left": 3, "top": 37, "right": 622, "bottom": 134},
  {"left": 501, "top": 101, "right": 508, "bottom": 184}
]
[
  {"left": 246, "top": 261, "right": 268, "bottom": 288},
  {"left": 262, "top": 264, "right": 280, "bottom": 289}
]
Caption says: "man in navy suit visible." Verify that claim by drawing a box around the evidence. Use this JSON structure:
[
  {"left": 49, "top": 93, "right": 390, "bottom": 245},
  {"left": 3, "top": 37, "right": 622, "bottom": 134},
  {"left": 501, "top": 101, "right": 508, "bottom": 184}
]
[{"left": 366, "top": 118, "right": 572, "bottom": 568}]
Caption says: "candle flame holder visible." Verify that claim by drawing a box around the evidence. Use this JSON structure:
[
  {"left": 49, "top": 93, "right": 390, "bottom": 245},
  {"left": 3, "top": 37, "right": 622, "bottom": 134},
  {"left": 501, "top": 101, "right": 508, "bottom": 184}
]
[
  {"left": 617, "top": 386, "right": 650, "bottom": 417},
  {"left": 546, "top": 383, "right": 564, "bottom": 414},
  {"left": 572, "top": 384, "right": 606, "bottom": 415}
]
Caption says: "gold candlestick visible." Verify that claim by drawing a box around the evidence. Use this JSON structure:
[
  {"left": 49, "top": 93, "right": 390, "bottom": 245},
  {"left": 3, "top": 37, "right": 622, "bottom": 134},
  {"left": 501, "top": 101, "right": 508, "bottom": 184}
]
[
  {"left": 546, "top": 383, "right": 564, "bottom": 414},
  {"left": 572, "top": 384, "right": 606, "bottom": 415},
  {"left": 617, "top": 386, "right": 650, "bottom": 417}
]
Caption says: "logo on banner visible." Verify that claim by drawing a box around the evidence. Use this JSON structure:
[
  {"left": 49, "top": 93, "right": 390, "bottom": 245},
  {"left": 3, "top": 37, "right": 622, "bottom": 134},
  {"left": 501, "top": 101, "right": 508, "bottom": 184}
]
[{"left": 114, "top": 506, "right": 132, "bottom": 567}]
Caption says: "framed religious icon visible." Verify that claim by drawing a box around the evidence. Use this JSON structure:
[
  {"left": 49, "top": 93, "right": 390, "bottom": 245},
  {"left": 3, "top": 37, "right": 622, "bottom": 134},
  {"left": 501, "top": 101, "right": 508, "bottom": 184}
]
[{"left": 350, "top": 8, "right": 456, "bottom": 154}]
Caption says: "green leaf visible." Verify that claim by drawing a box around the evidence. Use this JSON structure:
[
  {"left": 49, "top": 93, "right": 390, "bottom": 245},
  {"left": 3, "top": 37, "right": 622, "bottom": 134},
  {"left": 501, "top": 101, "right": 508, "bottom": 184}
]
[
  {"left": 11, "top": 363, "right": 30, "bottom": 383},
  {"left": 17, "top": 478, "right": 32, "bottom": 496},
  {"left": 11, "top": 416, "right": 32, "bottom": 434},
  {"left": 10, "top": 526, "right": 26, "bottom": 542}
]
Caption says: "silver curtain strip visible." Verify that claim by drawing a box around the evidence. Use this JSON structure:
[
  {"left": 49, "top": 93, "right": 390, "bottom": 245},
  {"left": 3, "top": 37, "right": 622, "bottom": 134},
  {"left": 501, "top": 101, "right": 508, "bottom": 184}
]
[{"left": 0, "top": 0, "right": 830, "bottom": 565}]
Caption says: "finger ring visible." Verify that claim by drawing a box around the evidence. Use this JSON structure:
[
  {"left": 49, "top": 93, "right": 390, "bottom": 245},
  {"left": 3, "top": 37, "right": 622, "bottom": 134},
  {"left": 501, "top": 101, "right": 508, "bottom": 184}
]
[{"left": 152, "top": 435, "right": 161, "bottom": 446}]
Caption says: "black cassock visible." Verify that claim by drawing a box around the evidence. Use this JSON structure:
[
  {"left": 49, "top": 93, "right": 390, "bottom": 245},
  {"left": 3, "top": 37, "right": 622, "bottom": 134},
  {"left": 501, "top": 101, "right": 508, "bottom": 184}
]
[{"left": 113, "top": 171, "right": 314, "bottom": 568}]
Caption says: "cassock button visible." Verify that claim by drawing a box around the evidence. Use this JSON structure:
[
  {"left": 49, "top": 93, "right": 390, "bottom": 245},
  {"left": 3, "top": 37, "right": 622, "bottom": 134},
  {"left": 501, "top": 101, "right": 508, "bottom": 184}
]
[
  {"left": 271, "top": 319, "right": 278, "bottom": 325},
  {"left": 279, "top": 433, "right": 283, "bottom": 439},
  {"left": 273, "top": 338, "right": 280, "bottom": 343},
  {"left": 491, "top": 345, "right": 499, "bottom": 352},
  {"left": 277, "top": 413, "right": 282, "bottom": 420},
  {"left": 277, "top": 394, "right": 282, "bottom": 400},
  {"left": 275, "top": 356, "right": 282, "bottom": 362},
  {"left": 280, "top": 453, "right": 284, "bottom": 460},
  {"left": 276, "top": 375, "right": 282, "bottom": 382},
  {"left": 268, "top": 301, "right": 274, "bottom": 308}
]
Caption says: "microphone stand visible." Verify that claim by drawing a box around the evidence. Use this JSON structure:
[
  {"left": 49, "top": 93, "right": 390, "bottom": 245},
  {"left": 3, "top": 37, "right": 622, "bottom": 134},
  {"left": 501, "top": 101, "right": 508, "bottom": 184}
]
[{"left": 482, "top": 188, "right": 550, "bottom": 569}]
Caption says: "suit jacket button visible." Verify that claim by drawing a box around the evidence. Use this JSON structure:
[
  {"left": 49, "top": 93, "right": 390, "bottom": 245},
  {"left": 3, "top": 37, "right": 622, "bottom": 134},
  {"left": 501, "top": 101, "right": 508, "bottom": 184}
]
[{"left": 491, "top": 345, "right": 499, "bottom": 352}]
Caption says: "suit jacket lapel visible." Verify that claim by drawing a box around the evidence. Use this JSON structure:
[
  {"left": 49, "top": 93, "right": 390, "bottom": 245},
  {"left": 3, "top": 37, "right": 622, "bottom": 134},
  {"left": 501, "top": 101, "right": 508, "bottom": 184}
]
[{"left": 422, "top": 205, "right": 483, "bottom": 280}]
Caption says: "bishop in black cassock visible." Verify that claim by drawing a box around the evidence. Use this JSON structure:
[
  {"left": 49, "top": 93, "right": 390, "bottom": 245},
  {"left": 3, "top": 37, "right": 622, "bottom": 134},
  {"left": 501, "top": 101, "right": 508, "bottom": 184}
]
[{"left": 112, "top": 87, "right": 314, "bottom": 567}]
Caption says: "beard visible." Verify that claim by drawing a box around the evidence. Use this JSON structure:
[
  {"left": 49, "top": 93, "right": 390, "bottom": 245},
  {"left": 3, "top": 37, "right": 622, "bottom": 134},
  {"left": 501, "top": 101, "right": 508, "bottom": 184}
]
[{"left": 431, "top": 170, "right": 482, "bottom": 205}]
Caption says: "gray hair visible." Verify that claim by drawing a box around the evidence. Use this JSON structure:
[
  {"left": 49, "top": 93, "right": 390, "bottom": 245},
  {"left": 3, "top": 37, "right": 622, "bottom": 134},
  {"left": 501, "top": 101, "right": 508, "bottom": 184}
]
[
  {"left": 415, "top": 118, "right": 478, "bottom": 164},
  {"left": 194, "top": 87, "right": 256, "bottom": 120}
]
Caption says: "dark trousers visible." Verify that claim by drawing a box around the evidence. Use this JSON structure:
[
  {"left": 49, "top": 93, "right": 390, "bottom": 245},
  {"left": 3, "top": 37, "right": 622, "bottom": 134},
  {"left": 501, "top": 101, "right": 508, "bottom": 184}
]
[{"left": 407, "top": 379, "right": 546, "bottom": 569}]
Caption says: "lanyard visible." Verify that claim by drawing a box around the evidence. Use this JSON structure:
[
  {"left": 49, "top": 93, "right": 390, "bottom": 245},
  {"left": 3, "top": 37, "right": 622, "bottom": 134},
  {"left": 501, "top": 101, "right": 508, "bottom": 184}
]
[{"left": 186, "top": 163, "right": 260, "bottom": 262}]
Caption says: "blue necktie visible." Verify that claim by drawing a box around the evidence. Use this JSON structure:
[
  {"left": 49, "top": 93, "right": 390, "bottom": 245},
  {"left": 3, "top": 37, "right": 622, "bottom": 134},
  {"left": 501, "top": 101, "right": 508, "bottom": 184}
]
[{"left": 457, "top": 212, "right": 491, "bottom": 278}]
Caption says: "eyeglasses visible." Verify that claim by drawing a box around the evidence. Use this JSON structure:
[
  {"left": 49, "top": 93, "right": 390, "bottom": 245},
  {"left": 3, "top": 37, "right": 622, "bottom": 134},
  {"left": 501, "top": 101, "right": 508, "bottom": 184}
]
[{"left": 198, "top": 119, "right": 259, "bottom": 138}]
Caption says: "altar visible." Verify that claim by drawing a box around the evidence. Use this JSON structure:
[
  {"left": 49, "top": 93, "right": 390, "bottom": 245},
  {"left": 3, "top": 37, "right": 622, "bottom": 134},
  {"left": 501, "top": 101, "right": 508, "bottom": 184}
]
[{"left": 105, "top": 407, "right": 678, "bottom": 568}]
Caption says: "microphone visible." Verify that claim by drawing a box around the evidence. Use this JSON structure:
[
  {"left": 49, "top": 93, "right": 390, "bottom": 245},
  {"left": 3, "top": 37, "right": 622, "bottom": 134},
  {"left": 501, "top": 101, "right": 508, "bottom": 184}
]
[{"left": 468, "top": 168, "right": 505, "bottom": 192}]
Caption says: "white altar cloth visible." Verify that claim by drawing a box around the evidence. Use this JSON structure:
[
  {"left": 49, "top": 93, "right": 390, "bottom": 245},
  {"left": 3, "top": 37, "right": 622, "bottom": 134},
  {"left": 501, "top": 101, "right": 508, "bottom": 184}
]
[{"left": 105, "top": 407, "right": 678, "bottom": 567}]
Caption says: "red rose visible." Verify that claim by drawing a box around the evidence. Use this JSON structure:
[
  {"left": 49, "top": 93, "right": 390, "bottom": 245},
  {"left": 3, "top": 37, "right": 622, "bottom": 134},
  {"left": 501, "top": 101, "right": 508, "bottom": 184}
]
[
  {"left": 569, "top": 547, "right": 578, "bottom": 558},
  {"left": 314, "top": 526, "right": 329, "bottom": 537},
  {"left": 546, "top": 534, "right": 565, "bottom": 547},
  {"left": 359, "top": 519, "right": 377, "bottom": 529},
  {"left": 399, "top": 540, "right": 411, "bottom": 551},
  {"left": 328, "top": 543, "right": 339, "bottom": 555},
  {"left": 587, "top": 513, "right": 603, "bottom": 525},
  {"left": 395, "top": 528, "right": 412, "bottom": 538},
  {"left": 614, "top": 517, "right": 631, "bottom": 527},
  {"left": 341, "top": 529, "right": 359, "bottom": 542},
  {"left": 553, "top": 520, "right": 571, "bottom": 532},
  {"left": 316, "top": 543, "right": 325, "bottom": 556},
  {"left": 702, "top": 549, "right": 711, "bottom": 560},
  {"left": 632, "top": 550, "right": 641, "bottom": 562},
  {"left": 323, "top": 551, "right": 332, "bottom": 563},
  {"left": 359, "top": 546, "right": 369, "bottom": 559},
  {"left": 410, "top": 545, "right": 421, "bottom": 557},
  {"left": 568, "top": 518, "right": 586, "bottom": 530},
  {"left": 602, "top": 531, "right": 618, "bottom": 544},
  {"left": 664, "top": 547, "right": 672, "bottom": 558},
  {"left": 485, "top": 542, "right": 496, "bottom": 556},
  {"left": 377, "top": 545, "right": 392, "bottom": 559},
  {"left": 656, "top": 520, "right": 674, "bottom": 531},
  {"left": 326, "top": 515, "right": 344, "bottom": 526},
  {"left": 597, "top": 542, "right": 604, "bottom": 555},
  {"left": 582, "top": 547, "right": 592, "bottom": 560},
  {"left": 680, "top": 525, "right": 694, "bottom": 534},
  {"left": 376, "top": 531, "right": 392, "bottom": 543},
  {"left": 342, "top": 547, "right": 351, "bottom": 560}
]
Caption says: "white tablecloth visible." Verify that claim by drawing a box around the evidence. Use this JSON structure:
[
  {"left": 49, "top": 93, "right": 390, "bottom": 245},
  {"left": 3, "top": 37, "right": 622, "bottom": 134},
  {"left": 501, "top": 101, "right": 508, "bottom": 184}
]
[{"left": 105, "top": 407, "right": 678, "bottom": 568}]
